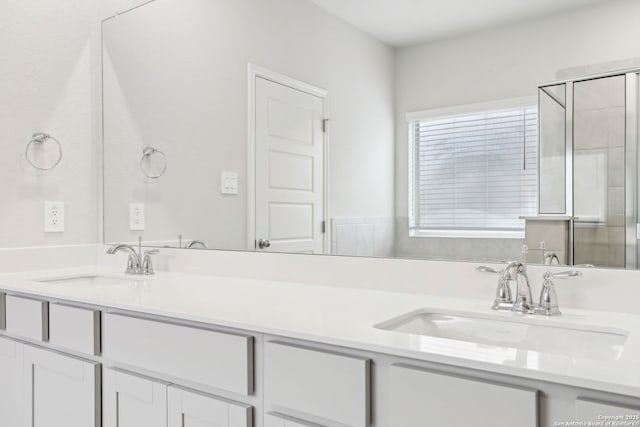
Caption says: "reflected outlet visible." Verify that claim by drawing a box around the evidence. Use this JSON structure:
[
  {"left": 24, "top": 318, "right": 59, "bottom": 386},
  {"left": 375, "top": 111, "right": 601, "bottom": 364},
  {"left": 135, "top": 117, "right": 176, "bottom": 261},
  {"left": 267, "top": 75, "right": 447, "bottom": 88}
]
[{"left": 129, "top": 203, "right": 145, "bottom": 231}]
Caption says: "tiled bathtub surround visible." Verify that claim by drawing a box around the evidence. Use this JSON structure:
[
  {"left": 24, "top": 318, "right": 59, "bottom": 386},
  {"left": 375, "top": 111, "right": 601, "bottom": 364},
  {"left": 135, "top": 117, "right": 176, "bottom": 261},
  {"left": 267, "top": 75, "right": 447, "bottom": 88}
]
[
  {"left": 393, "top": 218, "right": 524, "bottom": 262},
  {"left": 331, "top": 217, "right": 395, "bottom": 257}
]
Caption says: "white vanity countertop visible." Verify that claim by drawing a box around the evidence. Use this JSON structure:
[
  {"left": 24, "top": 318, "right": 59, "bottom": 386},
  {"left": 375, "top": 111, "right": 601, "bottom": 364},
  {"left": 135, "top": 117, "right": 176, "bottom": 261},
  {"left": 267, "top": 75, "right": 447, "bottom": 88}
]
[{"left": 1, "top": 266, "right": 639, "bottom": 396}]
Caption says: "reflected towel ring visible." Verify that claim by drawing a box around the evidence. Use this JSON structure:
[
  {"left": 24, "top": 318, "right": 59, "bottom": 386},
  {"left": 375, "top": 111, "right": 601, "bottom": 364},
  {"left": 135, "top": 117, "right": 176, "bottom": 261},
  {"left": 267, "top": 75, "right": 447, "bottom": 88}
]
[
  {"left": 140, "top": 146, "right": 167, "bottom": 179},
  {"left": 25, "top": 133, "right": 63, "bottom": 171}
]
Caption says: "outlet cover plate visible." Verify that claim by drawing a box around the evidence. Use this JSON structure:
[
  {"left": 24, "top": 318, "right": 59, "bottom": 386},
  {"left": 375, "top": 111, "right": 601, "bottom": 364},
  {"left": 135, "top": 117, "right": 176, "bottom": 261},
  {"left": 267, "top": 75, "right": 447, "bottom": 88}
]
[
  {"left": 221, "top": 171, "right": 239, "bottom": 195},
  {"left": 44, "top": 201, "right": 65, "bottom": 233},
  {"left": 129, "top": 203, "right": 145, "bottom": 231}
]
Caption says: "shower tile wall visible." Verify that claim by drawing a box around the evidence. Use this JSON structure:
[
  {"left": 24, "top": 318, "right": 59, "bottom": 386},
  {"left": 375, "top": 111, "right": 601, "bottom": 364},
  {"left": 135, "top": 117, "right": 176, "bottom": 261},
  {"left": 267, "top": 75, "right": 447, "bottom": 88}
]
[{"left": 573, "top": 75, "right": 626, "bottom": 268}]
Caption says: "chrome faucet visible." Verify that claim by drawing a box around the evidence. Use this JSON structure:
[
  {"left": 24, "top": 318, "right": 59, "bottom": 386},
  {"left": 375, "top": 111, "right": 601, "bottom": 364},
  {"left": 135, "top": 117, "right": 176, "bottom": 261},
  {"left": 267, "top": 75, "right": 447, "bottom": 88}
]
[
  {"left": 107, "top": 237, "right": 158, "bottom": 275},
  {"left": 534, "top": 270, "right": 582, "bottom": 315},
  {"left": 543, "top": 251, "right": 560, "bottom": 265},
  {"left": 477, "top": 262, "right": 582, "bottom": 316},
  {"left": 511, "top": 262, "right": 534, "bottom": 313},
  {"left": 106, "top": 244, "right": 142, "bottom": 274},
  {"left": 186, "top": 240, "right": 208, "bottom": 249},
  {"left": 499, "top": 261, "right": 534, "bottom": 314}
]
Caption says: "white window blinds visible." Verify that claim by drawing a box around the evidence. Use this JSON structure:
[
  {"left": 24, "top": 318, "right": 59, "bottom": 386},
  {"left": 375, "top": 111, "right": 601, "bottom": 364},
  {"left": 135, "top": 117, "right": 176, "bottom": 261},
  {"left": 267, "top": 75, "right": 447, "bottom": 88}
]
[{"left": 409, "top": 106, "right": 538, "bottom": 233}]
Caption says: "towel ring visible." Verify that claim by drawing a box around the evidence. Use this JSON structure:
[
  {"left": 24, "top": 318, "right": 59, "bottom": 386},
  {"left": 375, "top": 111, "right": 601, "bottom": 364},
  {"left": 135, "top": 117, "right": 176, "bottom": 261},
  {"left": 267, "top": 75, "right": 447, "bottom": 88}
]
[
  {"left": 25, "top": 133, "right": 63, "bottom": 171},
  {"left": 140, "top": 146, "right": 167, "bottom": 179}
]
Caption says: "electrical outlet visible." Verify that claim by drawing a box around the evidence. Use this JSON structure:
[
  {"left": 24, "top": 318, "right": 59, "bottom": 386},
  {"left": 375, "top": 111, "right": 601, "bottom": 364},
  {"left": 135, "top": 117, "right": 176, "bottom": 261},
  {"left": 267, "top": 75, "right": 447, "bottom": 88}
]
[
  {"left": 220, "top": 171, "right": 239, "bottom": 195},
  {"left": 129, "top": 203, "right": 145, "bottom": 231},
  {"left": 44, "top": 201, "right": 65, "bottom": 233}
]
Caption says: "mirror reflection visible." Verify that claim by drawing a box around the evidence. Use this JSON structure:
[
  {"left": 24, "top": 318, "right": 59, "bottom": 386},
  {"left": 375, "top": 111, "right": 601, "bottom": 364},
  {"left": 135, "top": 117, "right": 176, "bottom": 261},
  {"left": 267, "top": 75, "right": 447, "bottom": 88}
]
[{"left": 103, "top": 0, "right": 640, "bottom": 269}]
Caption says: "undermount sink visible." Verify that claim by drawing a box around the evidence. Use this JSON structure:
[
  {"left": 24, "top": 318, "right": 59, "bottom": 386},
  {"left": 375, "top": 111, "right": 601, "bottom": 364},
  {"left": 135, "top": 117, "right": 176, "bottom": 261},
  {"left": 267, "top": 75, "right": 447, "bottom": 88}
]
[
  {"left": 34, "top": 274, "right": 142, "bottom": 287},
  {"left": 375, "top": 309, "right": 627, "bottom": 361}
]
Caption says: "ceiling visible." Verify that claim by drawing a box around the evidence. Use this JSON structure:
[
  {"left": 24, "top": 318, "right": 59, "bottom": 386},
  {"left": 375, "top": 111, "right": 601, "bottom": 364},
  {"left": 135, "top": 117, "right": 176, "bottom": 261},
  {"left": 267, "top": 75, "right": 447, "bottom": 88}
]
[{"left": 310, "top": 0, "right": 613, "bottom": 48}]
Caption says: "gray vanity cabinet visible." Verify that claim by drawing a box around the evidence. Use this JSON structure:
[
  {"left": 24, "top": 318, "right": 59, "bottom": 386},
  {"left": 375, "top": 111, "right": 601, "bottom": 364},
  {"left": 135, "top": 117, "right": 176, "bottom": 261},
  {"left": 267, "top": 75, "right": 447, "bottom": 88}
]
[
  {"left": 168, "top": 386, "right": 253, "bottom": 427},
  {"left": 265, "top": 413, "right": 323, "bottom": 427},
  {"left": 575, "top": 398, "right": 640, "bottom": 422},
  {"left": 0, "top": 336, "right": 24, "bottom": 427},
  {"left": 104, "top": 368, "right": 168, "bottom": 427},
  {"left": 104, "top": 368, "right": 253, "bottom": 427},
  {"left": 389, "top": 364, "right": 538, "bottom": 427},
  {"left": 264, "top": 341, "right": 371, "bottom": 427},
  {"left": 24, "top": 344, "right": 101, "bottom": 427},
  {"left": 0, "top": 312, "right": 100, "bottom": 427}
]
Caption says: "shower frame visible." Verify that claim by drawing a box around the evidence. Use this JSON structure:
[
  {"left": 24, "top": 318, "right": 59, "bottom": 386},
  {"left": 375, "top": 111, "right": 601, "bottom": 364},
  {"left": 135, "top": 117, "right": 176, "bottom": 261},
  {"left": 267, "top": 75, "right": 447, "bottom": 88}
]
[{"left": 538, "top": 69, "right": 639, "bottom": 269}]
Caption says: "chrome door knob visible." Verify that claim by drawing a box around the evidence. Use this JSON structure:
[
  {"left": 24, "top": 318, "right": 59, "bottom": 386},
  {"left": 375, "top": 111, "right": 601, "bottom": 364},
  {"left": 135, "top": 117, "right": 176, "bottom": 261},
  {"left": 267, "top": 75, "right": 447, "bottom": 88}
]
[{"left": 257, "top": 239, "right": 271, "bottom": 249}]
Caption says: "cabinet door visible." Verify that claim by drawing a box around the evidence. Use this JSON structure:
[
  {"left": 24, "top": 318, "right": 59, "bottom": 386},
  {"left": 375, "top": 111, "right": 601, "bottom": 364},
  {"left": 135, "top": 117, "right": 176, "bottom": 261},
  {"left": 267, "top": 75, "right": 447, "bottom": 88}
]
[
  {"left": 104, "top": 368, "right": 168, "bottom": 427},
  {"left": 24, "top": 345, "right": 100, "bottom": 427},
  {"left": 0, "top": 337, "right": 24, "bottom": 426},
  {"left": 168, "top": 386, "right": 252, "bottom": 427}
]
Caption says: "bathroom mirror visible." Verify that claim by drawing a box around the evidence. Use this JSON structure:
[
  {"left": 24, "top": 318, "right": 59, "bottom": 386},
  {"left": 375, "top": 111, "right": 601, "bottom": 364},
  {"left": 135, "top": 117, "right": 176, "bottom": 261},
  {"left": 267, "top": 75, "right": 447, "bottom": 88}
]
[{"left": 103, "top": 0, "right": 640, "bottom": 268}]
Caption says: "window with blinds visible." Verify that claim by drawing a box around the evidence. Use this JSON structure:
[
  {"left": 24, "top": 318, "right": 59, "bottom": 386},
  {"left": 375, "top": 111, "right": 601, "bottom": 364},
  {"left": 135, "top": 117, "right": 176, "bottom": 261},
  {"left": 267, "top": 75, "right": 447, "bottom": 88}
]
[{"left": 409, "top": 105, "right": 538, "bottom": 236}]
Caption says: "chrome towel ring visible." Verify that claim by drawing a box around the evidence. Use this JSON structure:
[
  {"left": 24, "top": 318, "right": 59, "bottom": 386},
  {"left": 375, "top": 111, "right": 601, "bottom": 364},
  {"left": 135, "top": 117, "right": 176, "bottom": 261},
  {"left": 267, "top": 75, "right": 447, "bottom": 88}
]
[
  {"left": 140, "top": 146, "right": 167, "bottom": 179},
  {"left": 25, "top": 133, "right": 63, "bottom": 171}
]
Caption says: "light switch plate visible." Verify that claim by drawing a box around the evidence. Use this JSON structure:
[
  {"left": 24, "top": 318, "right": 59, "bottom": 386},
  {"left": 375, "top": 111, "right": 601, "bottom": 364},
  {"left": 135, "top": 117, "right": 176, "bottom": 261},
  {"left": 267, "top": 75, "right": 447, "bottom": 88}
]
[
  {"left": 129, "top": 203, "right": 145, "bottom": 231},
  {"left": 221, "top": 171, "right": 239, "bottom": 195},
  {"left": 44, "top": 201, "right": 64, "bottom": 233}
]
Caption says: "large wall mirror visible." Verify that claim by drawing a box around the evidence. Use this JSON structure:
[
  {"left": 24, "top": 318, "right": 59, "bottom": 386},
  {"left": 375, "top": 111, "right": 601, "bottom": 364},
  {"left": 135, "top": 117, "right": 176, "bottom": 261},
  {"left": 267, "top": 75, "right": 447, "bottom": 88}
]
[{"left": 103, "top": 0, "right": 640, "bottom": 269}]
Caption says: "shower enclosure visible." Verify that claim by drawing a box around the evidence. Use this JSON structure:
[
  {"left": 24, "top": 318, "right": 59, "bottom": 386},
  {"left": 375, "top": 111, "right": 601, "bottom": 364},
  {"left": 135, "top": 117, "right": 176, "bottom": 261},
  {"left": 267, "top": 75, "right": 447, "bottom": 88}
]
[{"left": 538, "top": 71, "right": 638, "bottom": 268}]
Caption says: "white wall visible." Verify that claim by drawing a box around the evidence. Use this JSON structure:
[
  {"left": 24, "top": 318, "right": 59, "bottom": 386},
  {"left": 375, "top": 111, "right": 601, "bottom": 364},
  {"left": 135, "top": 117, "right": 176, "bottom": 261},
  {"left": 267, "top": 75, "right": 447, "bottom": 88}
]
[
  {"left": 0, "top": 0, "right": 100, "bottom": 248},
  {"left": 394, "top": 0, "right": 640, "bottom": 259},
  {"left": 102, "top": 0, "right": 396, "bottom": 251}
]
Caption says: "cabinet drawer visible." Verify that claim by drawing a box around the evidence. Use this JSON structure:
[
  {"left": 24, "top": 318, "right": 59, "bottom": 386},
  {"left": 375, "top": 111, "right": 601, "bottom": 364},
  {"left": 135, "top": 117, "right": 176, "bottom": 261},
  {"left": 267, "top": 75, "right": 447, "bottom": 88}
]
[
  {"left": 265, "top": 413, "right": 323, "bottom": 427},
  {"left": 103, "top": 313, "right": 254, "bottom": 395},
  {"left": 168, "top": 386, "right": 252, "bottom": 427},
  {"left": 575, "top": 398, "right": 640, "bottom": 421},
  {"left": 390, "top": 364, "right": 538, "bottom": 427},
  {"left": 264, "top": 341, "right": 370, "bottom": 427},
  {"left": 49, "top": 303, "right": 101, "bottom": 355},
  {"left": 5, "top": 295, "right": 48, "bottom": 341}
]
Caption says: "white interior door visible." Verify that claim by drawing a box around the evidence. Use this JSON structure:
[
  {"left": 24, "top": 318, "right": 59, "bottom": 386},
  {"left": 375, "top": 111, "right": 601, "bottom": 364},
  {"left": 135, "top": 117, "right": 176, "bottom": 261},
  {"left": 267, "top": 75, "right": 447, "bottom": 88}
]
[{"left": 254, "top": 76, "right": 325, "bottom": 254}]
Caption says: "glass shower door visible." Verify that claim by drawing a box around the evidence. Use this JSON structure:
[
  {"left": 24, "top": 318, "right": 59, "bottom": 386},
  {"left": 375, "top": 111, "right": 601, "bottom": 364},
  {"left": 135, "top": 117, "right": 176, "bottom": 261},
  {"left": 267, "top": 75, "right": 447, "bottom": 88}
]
[{"left": 572, "top": 75, "right": 627, "bottom": 268}]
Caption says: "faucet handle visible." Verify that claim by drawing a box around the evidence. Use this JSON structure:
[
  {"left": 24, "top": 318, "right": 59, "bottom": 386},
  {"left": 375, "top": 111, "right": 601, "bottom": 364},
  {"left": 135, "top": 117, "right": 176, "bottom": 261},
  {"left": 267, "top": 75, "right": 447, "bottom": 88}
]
[
  {"left": 546, "top": 270, "right": 582, "bottom": 279},
  {"left": 142, "top": 249, "right": 159, "bottom": 275},
  {"left": 476, "top": 266, "right": 502, "bottom": 274},
  {"left": 477, "top": 266, "right": 514, "bottom": 310},
  {"left": 534, "top": 270, "right": 580, "bottom": 316}
]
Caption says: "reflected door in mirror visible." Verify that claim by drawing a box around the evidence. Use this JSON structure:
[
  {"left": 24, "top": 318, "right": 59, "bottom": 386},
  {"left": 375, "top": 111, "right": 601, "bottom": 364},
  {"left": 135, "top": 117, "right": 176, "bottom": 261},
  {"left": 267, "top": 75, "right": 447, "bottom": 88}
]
[{"left": 254, "top": 76, "right": 326, "bottom": 254}]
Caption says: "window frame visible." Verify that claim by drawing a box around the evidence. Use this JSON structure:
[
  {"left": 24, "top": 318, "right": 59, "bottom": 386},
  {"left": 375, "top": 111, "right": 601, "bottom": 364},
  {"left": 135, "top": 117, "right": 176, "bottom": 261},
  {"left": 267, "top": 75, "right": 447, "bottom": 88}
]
[{"left": 407, "top": 96, "right": 538, "bottom": 239}]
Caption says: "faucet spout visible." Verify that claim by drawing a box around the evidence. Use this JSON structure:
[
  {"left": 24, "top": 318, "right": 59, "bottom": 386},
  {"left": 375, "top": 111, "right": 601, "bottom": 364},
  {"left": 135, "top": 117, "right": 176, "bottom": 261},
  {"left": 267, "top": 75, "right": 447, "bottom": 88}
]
[
  {"left": 492, "top": 261, "right": 534, "bottom": 313},
  {"left": 106, "top": 244, "right": 142, "bottom": 274},
  {"left": 186, "top": 240, "right": 208, "bottom": 249},
  {"left": 513, "top": 267, "right": 534, "bottom": 314}
]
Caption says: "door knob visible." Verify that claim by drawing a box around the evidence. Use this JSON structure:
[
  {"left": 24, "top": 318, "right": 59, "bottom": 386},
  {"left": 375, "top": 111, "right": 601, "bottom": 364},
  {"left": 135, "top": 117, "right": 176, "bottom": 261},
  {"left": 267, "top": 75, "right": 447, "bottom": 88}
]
[{"left": 257, "top": 239, "right": 271, "bottom": 249}]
